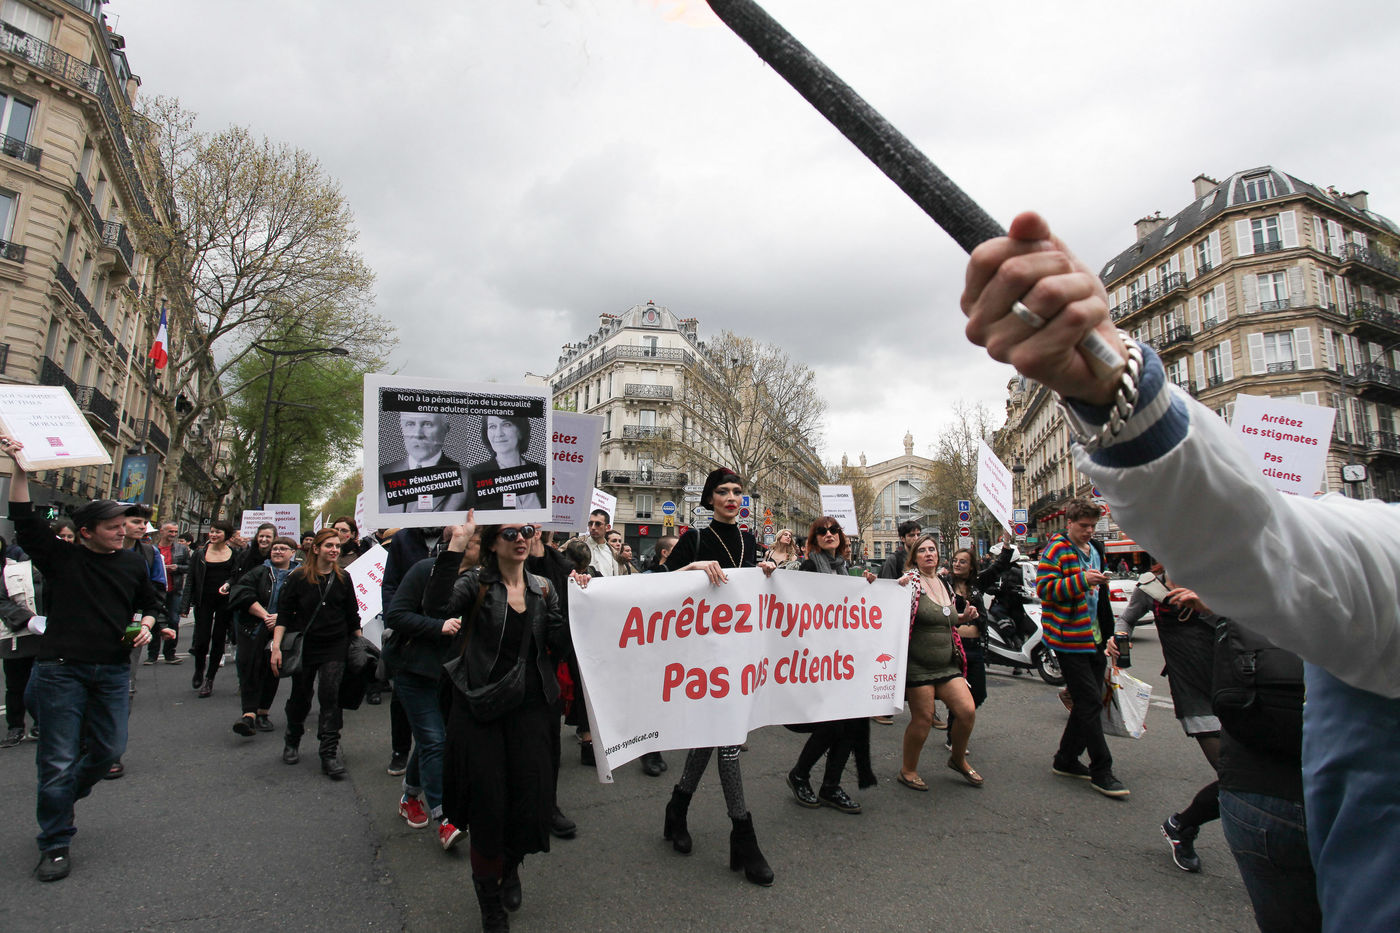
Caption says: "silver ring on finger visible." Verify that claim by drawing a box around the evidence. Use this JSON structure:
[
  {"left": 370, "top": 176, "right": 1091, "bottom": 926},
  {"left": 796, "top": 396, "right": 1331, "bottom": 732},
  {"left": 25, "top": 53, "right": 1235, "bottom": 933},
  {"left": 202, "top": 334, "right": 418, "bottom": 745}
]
[{"left": 1010, "top": 300, "right": 1046, "bottom": 330}]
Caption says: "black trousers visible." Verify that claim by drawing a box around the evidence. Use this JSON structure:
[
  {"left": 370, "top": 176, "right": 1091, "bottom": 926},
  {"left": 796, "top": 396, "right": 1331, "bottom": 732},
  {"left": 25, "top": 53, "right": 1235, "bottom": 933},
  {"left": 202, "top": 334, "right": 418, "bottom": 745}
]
[
  {"left": 192, "top": 598, "right": 234, "bottom": 682},
  {"left": 3, "top": 656, "right": 35, "bottom": 728},
  {"left": 1054, "top": 649, "right": 1112, "bottom": 779},
  {"left": 234, "top": 621, "right": 279, "bottom": 715},
  {"left": 284, "top": 659, "right": 346, "bottom": 756},
  {"left": 795, "top": 717, "right": 868, "bottom": 788}
]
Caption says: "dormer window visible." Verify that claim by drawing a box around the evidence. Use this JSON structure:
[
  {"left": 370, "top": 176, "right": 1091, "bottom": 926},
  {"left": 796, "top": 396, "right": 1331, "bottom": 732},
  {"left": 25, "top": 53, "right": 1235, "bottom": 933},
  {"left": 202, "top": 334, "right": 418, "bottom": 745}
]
[{"left": 1243, "top": 174, "right": 1275, "bottom": 202}]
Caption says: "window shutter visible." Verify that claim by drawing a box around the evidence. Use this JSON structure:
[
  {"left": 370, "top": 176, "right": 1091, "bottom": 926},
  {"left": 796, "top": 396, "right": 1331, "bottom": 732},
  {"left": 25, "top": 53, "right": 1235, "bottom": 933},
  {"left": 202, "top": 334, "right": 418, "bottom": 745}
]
[
  {"left": 1242, "top": 274, "right": 1260, "bottom": 313},
  {"left": 1321, "top": 327, "right": 1334, "bottom": 370},
  {"left": 1215, "top": 284, "right": 1229, "bottom": 322},
  {"left": 1352, "top": 230, "right": 1368, "bottom": 248},
  {"left": 1169, "top": 255, "right": 1180, "bottom": 278},
  {"left": 1193, "top": 350, "right": 1206, "bottom": 389},
  {"left": 1225, "top": 401, "right": 1236, "bottom": 424},
  {"left": 1221, "top": 340, "right": 1234, "bottom": 381},
  {"left": 1151, "top": 315, "right": 1162, "bottom": 339},
  {"left": 1137, "top": 274, "right": 1148, "bottom": 296},
  {"left": 1287, "top": 266, "right": 1305, "bottom": 303},
  {"left": 1184, "top": 247, "right": 1196, "bottom": 281},
  {"left": 1210, "top": 231, "right": 1222, "bottom": 266},
  {"left": 1280, "top": 210, "right": 1299, "bottom": 248},
  {"left": 1388, "top": 294, "right": 1400, "bottom": 314},
  {"left": 1294, "top": 327, "right": 1314, "bottom": 369},
  {"left": 1117, "top": 286, "right": 1127, "bottom": 307},
  {"left": 1327, "top": 220, "right": 1344, "bottom": 257},
  {"left": 1312, "top": 215, "right": 1325, "bottom": 249},
  {"left": 1188, "top": 296, "right": 1200, "bottom": 332},
  {"left": 1248, "top": 333, "right": 1267, "bottom": 374},
  {"left": 1235, "top": 219, "right": 1254, "bottom": 256},
  {"left": 1314, "top": 267, "right": 1328, "bottom": 309},
  {"left": 1147, "top": 267, "right": 1159, "bottom": 287}
]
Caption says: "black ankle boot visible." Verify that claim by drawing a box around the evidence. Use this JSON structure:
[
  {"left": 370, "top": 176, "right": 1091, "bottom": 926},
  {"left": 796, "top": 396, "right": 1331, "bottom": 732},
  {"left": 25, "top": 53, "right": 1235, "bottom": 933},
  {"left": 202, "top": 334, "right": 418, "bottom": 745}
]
[
  {"left": 282, "top": 735, "right": 301, "bottom": 765},
  {"left": 321, "top": 746, "right": 347, "bottom": 779},
  {"left": 502, "top": 863, "right": 522, "bottom": 912},
  {"left": 663, "top": 785, "right": 693, "bottom": 854},
  {"left": 473, "top": 875, "right": 509, "bottom": 933},
  {"left": 729, "top": 813, "right": 774, "bottom": 886}
]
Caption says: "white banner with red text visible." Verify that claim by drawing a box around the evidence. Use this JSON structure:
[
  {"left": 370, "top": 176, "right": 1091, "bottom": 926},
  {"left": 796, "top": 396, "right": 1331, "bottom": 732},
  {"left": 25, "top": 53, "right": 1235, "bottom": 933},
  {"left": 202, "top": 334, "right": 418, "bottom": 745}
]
[{"left": 569, "top": 568, "right": 909, "bottom": 782}]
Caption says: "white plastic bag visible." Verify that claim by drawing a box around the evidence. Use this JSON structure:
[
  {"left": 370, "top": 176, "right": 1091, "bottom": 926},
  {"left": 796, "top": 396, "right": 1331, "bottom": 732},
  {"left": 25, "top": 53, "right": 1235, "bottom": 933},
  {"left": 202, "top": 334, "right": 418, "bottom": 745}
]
[{"left": 1102, "top": 665, "right": 1152, "bottom": 739}]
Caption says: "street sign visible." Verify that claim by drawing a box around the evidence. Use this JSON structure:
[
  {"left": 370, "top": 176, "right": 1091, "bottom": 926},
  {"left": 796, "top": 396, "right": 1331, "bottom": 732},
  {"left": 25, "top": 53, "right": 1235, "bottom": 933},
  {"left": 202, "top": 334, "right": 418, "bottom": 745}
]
[
  {"left": 661, "top": 500, "right": 677, "bottom": 515},
  {"left": 957, "top": 510, "right": 970, "bottom": 522},
  {"left": 739, "top": 522, "right": 750, "bottom": 533},
  {"left": 683, "top": 495, "right": 701, "bottom": 503},
  {"left": 957, "top": 523, "right": 971, "bottom": 537},
  {"left": 764, "top": 508, "right": 772, "bottom": 518},
  {"left": 1012, "top": 509, "right": 1028, "bottom": 524},
  {"left": 763, "top": 532, "right": 775, "bottom": 546},
  {"left": 663, "top": 515, "right": 675, "bottom": 528},
  {"left": 741, "top": 496, "right": 750, "bottom": 508},
  {"left": 956, "top": 499, "right": 971, "bottom": 513},
  {"left": 739, "top": 506, "right": 750, "bottom": 519},
  {"left": 683, "top": 485, "right": 703, "bottom": 494},
  {"left": 1013, "top": 522, "right": 1027, "bottom": 536}
]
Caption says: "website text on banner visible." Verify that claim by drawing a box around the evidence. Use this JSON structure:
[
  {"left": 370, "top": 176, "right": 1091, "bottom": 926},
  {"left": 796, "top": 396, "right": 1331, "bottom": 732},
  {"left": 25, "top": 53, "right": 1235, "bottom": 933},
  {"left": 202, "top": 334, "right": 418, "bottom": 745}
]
[
  {"left": 541, "top": 411, "right": 603, "bottom": 533},
  {"left": 975, "top": 440, "right": 1014, "bottom": 533},
  {"left": 1229, "top": 394, "right": 1335, "bottom": 497},
  {"left": 569, "top": 568, "right": 908, "bottom": 781}
]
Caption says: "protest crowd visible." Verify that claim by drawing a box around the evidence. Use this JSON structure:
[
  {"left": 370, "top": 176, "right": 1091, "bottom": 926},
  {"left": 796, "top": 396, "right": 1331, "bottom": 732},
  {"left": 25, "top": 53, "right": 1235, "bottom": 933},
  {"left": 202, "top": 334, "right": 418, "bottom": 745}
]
[{"left": 2, "top": 214, "right": 1398, "bottom": 933}]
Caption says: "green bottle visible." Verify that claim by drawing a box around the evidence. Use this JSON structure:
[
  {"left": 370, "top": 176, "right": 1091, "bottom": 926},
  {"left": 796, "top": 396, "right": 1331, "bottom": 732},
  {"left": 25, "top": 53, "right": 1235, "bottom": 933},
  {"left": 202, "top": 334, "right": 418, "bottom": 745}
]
[{"left": 123, "top": 615, "right": 144, "bottom": 647}]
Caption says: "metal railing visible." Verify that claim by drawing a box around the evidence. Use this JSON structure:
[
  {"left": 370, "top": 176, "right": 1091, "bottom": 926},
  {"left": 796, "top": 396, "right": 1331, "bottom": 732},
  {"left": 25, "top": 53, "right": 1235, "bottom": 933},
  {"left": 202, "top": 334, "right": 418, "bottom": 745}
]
[
  {"left": 1128, "top": 271, "right": 1187, "bottom": 312},
  {"left": 100, "top": 221, "right": 134, "bottom": 269},
  {"left": 623, "top": 383, "right": 673, "bottom": 400},
  {"left": 0, "top": 342, "right": 7, "bottom": 373},
  {"left": 1157, "top": 325, "right": 1193, "bottom": 350},
  {"left": 599, "top": 469, "right": 686, "bottom": 487},
  {"left": 39, "top": 358, "right": 77, "bottom": 394},
  {"left": 1258, "top": 298, "right": 1292, "bottom": 313},
  {"left": 1355, "top": 362, "right": 1400, "bottom": 391},
  {"left": 1207, "top": 374, "right": 1226, "bottom": 387},
  {"left": 72, "top": 172, "right": 102, "bottom": 225},
  {"left": 55, "top": 263, "right": 78, "bottom": 298},
  {"left": 1349, "top": 300, "right": 1400, "bottom": 332},
  {"left": 1341, "top": 243, "right": 1400, "bottom": 281},
  {"left": 0, "top": 239, "right": 25, "bottom": 263},
  {"left": 1200, "top": 316, "right": 1219, "bottom": 331},
  {"left": 0, "top": 132, "right": 40, "bottom": 166},
  {"left": 621, "top": 425, "right": 670, "bottom": 440},
  {"left": 1368, "top": 431, "right": 1400, "bottom": 455},
  {"left": 1267, "top": 361, "right": 1297, "bottom": 374},
  {"left": 552, "top": 344, "right": 696, "bottom": 392},
  {"left": 1253, "top": 239, "right": 1285, "bottom": 254},
  {"left": 136, "top": 419, "right": 170, "bottom": 456},
  {"left": 75, "top": 384, "right": 118, "bottom": 428}
]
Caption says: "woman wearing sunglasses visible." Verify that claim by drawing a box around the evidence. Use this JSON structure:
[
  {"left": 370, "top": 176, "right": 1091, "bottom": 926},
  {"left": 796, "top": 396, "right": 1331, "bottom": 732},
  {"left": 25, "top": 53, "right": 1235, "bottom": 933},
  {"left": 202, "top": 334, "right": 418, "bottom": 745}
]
[
  {"left": 783, "top": 517, "right": 879, "bottom": 815},
  {"left": 898, "top": 533, "right": 982, "bottom": 790},
  {"left": 659, "top": 468, "right": 778, "bottom": 886},
  {"left": 425, "top": 515, "right": 585, "bottom": 932}
]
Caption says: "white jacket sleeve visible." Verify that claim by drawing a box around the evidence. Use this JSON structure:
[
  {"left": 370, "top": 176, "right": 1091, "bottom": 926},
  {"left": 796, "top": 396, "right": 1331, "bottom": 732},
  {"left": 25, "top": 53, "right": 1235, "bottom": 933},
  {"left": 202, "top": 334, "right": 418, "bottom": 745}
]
[{"left": 1070, "top": 343, "right": 1400, "bottom": 697}]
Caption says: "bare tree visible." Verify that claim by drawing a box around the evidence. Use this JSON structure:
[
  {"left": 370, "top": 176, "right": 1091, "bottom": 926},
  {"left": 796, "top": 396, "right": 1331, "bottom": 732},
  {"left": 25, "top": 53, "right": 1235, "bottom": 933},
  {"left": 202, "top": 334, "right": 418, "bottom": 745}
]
[
  {"left": 918, "top": 400, "right": 1006, "bottom": 547},
  {"left": 130, "top": 96, "right": 395, "bottom": 519},
  {"left": 641, "top": 332, "right": 825, "bottom": 514}
]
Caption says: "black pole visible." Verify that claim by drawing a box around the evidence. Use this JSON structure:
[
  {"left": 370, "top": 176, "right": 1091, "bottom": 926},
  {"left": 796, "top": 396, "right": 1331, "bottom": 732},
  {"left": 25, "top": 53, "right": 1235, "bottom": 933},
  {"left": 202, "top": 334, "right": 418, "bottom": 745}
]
[{"left": 249, "top": 351, "right": 278, "bottom": 508}]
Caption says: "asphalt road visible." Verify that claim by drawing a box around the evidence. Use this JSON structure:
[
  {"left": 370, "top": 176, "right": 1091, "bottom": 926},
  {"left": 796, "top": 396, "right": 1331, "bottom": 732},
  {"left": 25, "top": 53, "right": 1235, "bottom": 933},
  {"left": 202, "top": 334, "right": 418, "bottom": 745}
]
[{"left": 0, "top": 624, "right": 1259, "bottom": 932}]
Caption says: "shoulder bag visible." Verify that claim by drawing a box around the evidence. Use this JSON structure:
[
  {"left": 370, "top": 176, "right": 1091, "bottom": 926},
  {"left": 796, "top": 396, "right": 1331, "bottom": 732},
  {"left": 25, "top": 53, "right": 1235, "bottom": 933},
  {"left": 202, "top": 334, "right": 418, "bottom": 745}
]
[
  {"left": 444, "top": 577, "right": 551, "bottom": 722},
  {"left": 278, "top": 576, "right": 330, "bottom": 678}
]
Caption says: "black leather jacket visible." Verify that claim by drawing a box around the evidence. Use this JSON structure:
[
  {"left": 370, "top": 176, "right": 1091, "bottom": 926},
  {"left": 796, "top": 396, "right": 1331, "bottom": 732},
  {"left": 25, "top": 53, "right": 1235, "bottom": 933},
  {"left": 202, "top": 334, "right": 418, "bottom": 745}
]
[{"left": 422, "top": 551, "right": 568, "bottom": 705}]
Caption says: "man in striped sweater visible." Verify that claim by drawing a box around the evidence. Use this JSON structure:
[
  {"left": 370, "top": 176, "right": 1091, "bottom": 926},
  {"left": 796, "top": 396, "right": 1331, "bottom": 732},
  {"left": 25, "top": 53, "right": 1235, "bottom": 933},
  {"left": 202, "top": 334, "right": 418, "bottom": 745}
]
[{"left": 1037, "top": 498, "right": 1128, "bottom": 797}]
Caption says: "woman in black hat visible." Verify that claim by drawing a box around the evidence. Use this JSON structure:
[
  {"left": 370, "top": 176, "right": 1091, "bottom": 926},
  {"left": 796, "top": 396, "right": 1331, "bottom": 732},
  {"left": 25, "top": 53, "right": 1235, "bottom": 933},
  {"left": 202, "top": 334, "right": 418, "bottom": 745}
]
[{"left": 659, "top": 468, "right": 778, "bottom": 886}]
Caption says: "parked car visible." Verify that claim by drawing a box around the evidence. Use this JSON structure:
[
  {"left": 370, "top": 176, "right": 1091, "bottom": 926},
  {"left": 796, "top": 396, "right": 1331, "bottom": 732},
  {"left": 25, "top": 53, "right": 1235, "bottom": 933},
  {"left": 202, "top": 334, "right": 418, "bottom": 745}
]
[{"left": 1107, "top": 573, "right": 1142, "bottom": 623}]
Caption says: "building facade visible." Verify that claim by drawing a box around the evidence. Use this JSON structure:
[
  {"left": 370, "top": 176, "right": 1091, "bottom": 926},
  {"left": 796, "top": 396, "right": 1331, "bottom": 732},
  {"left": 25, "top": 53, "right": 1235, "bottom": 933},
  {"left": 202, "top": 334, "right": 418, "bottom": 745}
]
[
  {"left": 0, "top": 0, "right": 219, "bottom": 528},
  {"left": 537, "top": 300, "right": 826, "bottom": 556},
  {"left": 1002, "top": 167, "right": 1400, "bottom": 540},
  {"left": 847, "top": 433, "right": 937, "bottom": 561}
]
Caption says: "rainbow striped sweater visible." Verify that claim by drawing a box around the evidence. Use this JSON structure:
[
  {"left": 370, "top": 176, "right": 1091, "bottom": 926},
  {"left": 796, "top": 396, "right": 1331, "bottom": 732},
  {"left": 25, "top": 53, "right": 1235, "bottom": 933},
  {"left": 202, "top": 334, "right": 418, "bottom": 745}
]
[{"left": 1036, "top": 532, "right": 1104, "bottom": 653}]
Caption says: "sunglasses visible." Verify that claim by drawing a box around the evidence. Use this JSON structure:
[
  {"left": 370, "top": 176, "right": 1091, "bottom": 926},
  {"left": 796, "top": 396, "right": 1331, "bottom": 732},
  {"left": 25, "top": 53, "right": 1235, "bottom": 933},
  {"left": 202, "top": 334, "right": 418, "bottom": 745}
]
[
  {"left": 816, "top": 525, "right": 840, "bottom": 535},
  {"left": 498, "top": 525, "right": 537, "bottom": 542}
]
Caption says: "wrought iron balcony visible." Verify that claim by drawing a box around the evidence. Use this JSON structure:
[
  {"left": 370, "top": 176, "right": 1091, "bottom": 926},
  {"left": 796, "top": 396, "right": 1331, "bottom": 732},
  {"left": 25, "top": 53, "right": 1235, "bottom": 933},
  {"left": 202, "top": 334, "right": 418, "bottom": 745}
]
[
  {"left": 39, "top": 357, "right": 78, "bottom": 395},
  {"left": 55, "top": 263, "right": 77, "bottom": 298},
  {"left": 99, "top": 221, "right": 134, "bottom": 271},
  {"left": 621, "top": 425, "right": 671, "bottom": 440},
  {"left": 0, "top": 239, "right": 25, "bottom": 263},
  {"left": 1257, "top": 298, "right": 1293, "bottom": 313},
  {"left": 623, "top": 383, "right": 673, "bottom": 401},
  {"left": 136, "top": 419, "right": 170, "bottom": 457},
  {"left": 552, "top": 344, "right": 697, "bottom": 392},
  {"left": 1128, "top": 271, "right": 1187, "bottom": 313},
  {"left": 1367, "top": 431, "right": 1400, "bottom": 456},
  {"left": 1340, "top": 243, "right": 1400, "bottom": 286},
  {"left": 1354, "top": 363, "right": 1400, "bottom": 404},
  {"left": 599, "top": 468, "right": 686, "bottom": 487},
  {"left": 1200, "top": 316, "right": 1219, "bottom": 332},
  {"left": 1196, "top": 259, "right": 1214, "bottom": 275},
  {"left": 1157, "top": 325, "right": 1193, "bottom": 351},
  {"left": 0, "top": 342, "right": 7, "bottom": 373},
  {"left": 1348, "top": 300, "right": 1400, "bottom": 338},
  {"left": 1253, "top": 239, "right": 1285, "bottom": 254},
  {"left": 1267, "top": 361, "right": 1297, "bottom": 374},
  {"left": 75, "top": 384, "right": 118, "bottom": 430},
  {"left": 72, "top": 172, "right": 102, "bottom": 226},
  {"left": 1207, "top": 374, "right": 1226, "bottom": 388},
  {"left": 0, "top": 132, "right": 40, "bottom": 167}
]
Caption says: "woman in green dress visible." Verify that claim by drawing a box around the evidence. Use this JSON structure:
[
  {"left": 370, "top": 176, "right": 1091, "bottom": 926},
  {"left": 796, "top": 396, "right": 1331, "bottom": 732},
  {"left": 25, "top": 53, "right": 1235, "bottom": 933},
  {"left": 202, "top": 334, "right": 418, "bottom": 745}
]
[{"left": 898, "top": 534, "right": 982, "bottom": 790}]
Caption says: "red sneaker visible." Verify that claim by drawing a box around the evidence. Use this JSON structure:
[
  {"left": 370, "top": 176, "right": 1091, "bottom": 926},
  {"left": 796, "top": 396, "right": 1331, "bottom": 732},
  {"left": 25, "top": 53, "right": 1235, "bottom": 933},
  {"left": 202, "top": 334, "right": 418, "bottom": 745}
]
[
  {"left": 398, "top": 795, "right": 429, "bottom": 829},
  {"left": 438, "top": 820, "right": 464, "bottom": 851}
]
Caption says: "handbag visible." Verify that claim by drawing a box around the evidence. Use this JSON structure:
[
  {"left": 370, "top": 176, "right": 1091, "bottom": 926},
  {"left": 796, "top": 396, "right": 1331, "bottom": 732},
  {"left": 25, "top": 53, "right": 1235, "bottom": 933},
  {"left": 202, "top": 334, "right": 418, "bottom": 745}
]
[
  {"left": 277, "top": 578, "right": 330, "bottom": 679},
  {"left": 444, "top": 578, "right": 549, "bottom": 722},
  {"left": 1101, "top": 664, "right": 1152, "bottom": 739}
]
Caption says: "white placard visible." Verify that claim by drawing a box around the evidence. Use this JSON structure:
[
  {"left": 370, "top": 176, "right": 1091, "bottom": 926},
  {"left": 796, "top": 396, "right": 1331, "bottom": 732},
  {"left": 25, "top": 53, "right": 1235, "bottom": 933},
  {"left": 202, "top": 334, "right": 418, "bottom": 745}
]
[
  {"left": 589, "top": 487, "right": 618, "bottom": 525},
  {"left": 975, "top": 440, "right": 1014, "bottom": 533},
  {"left": 1230, "top": 394, "right": 1336, "bottom": 496},
  {"left": 570, "top": 569, "right": 908, "bottom": 780},
  {"left": 363, "top": 374, "right": 551, "bottom": 529},
  {"left": 346, "top": 542, "right": 388, "bottom": 644},
  {"left": 541, "top": 411, "right": 604, "bottom": 533},
  {"left": 313, "top": 512, "right": 324, "bottom": 534},
  {"left": 265, "top": 503, "right": 301, "bottom": 539},
  {"left": 818, "top": 484, "right": 859, "bottom": 537},
  {"left": 239, "top": 509, "right": 274, "bottom": 540},
  {"left": 0, "top": 385, "right": 111, "bottom": 471},
  {"left": 353, "top": 492, "right": 374, "bottom": 536}
]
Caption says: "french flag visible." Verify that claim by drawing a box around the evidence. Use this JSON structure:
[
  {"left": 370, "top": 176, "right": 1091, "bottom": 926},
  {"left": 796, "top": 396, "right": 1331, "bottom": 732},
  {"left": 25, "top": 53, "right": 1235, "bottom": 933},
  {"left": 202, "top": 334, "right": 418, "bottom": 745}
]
[{"left": 148, "top": 305, "right": 168, "bottom": 370}]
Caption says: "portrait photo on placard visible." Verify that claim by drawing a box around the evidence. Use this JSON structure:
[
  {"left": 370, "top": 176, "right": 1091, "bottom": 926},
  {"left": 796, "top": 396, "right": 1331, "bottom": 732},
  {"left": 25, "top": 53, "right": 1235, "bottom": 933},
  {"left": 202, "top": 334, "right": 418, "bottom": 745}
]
[{"left": 362, "top": 374, "right": 551, "bottom": 528}]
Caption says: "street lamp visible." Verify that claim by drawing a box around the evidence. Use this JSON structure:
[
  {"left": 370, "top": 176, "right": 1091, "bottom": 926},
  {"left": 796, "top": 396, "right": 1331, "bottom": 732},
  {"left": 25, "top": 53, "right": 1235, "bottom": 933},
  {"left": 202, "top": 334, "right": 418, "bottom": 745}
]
[{"left": 248, "top": 341, "right": 349, "bottom": 506}]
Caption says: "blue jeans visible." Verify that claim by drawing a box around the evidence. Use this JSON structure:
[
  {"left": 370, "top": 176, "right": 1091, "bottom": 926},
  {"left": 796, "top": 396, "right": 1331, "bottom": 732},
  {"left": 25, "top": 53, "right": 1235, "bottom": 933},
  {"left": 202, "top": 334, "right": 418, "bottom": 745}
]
[
  {"left": 394, "top": 671, "right": 446, "bottom": 818},
  {"left": 1220, "top": 789, "right": 1320, "bottom": 933},
  {"left": 25, "top": 661, "right": 130, "bottom": 852},
  {"left": 1301, "top": 664, "right": 1400, "bottom": 933}
]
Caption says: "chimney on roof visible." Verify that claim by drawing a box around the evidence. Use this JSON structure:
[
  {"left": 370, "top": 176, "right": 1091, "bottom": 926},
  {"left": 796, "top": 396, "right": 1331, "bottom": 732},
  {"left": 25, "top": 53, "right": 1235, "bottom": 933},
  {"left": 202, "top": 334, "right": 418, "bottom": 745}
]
[
  {"left": 1343, "top": 190, "right": 1369, "bottom": 211},
  {"left": 1192, "top": 174, "right": 1219, "bottom": 198},
  {"left": 1134, "top": 212, "right": 1166, "bottom": 241}
]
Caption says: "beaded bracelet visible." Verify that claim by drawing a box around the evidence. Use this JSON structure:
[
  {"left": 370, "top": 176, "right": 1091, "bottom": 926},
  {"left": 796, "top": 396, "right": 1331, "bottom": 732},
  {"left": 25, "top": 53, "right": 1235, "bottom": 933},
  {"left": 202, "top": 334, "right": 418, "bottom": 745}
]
[{"left": 1056, "top": 332, "right": 1143, "bottom": 454}]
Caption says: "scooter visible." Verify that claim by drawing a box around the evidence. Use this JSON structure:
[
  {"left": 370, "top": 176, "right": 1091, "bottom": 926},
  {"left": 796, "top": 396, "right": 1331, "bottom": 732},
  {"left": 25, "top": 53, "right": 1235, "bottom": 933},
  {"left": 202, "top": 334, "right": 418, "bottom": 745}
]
[{"left": 980, "top": 553, "right": 1063, "bottom": 685}]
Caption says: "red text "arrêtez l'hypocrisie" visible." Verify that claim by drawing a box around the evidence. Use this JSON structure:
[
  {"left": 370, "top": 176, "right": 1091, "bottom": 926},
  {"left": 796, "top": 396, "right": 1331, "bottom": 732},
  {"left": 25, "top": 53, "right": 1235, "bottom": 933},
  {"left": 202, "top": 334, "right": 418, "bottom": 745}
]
[{"left": 617, "top": 593, "right": 883, "bottom": 649}]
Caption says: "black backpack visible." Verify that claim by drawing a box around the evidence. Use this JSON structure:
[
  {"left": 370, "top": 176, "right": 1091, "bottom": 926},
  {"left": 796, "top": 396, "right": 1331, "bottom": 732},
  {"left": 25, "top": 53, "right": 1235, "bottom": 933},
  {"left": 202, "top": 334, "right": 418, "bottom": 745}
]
[{"left": 1212, "top": 617, "right": 1305, "bottom": 760}]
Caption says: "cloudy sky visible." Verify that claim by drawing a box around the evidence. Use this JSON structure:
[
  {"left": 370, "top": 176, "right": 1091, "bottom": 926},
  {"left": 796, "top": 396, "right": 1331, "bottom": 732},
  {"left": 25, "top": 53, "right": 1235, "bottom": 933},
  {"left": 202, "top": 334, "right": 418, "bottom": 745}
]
[{"left": 114, "top": 0, "right": 1399, "bottom": 466}]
